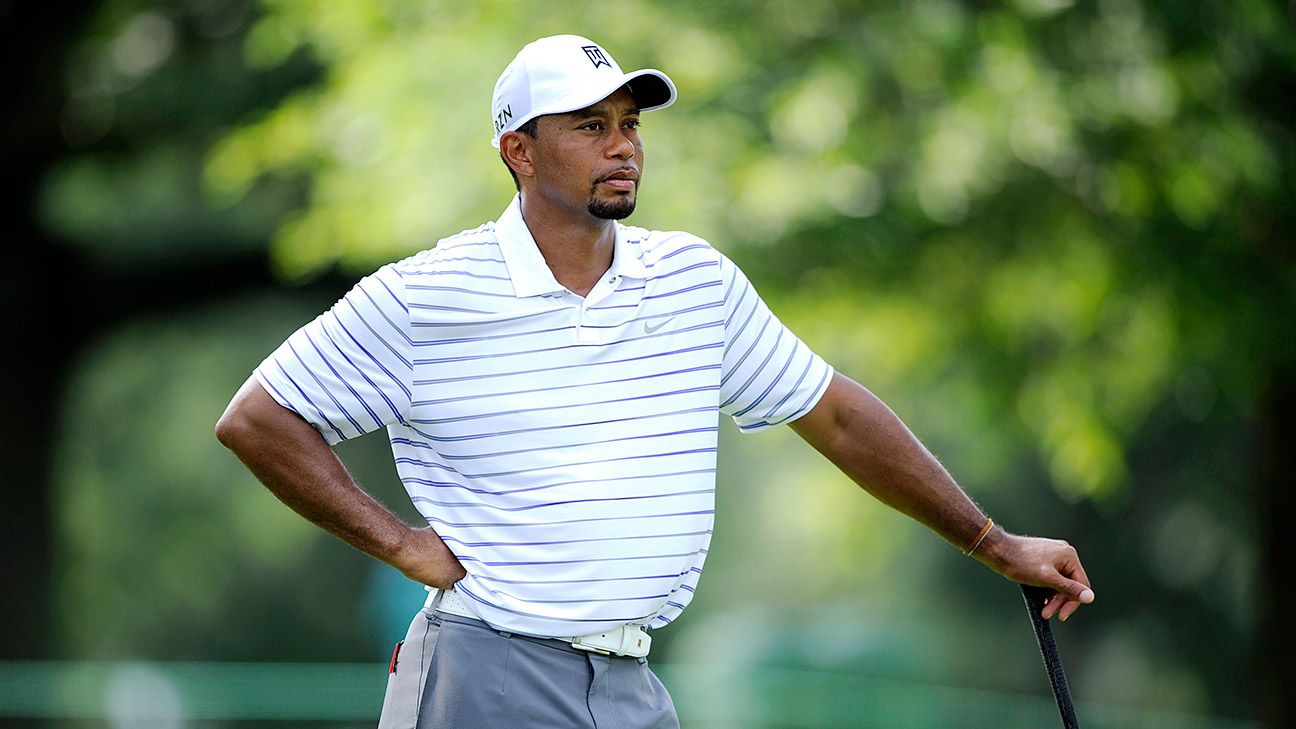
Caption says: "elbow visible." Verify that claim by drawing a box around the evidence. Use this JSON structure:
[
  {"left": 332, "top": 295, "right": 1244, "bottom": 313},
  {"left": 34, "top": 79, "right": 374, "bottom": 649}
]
[
  {"left": 216, "top": 377, "right": 299, "bottom": 454},
  {"left": 215, "top": 403, "right": 253, "bottom": 451}
]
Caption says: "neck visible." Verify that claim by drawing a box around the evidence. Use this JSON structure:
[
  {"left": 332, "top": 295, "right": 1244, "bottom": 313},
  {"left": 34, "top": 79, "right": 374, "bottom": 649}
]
[{"left": 518, "top": 193, "right": 617, "bottom": 297}]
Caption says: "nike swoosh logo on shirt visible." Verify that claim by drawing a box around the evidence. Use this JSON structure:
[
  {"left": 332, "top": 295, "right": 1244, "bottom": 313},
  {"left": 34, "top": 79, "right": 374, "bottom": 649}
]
[{"left": 643, "top": 318, "right": 674, "bottom": 334}]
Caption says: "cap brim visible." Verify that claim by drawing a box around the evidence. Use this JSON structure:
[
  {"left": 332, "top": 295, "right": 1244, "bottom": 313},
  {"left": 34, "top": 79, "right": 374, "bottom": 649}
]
[{"left": 625, "top": 69, "right": 676, "bottom": 112}]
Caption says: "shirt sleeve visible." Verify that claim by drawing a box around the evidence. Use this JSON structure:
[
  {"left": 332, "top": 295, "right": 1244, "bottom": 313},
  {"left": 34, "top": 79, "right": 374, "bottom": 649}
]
[
  {"left": 718, "top": 253, "right": 834, "bottom": 432},
  {"left": 254, "top": 264, "right": 413, "bottom": 445}
]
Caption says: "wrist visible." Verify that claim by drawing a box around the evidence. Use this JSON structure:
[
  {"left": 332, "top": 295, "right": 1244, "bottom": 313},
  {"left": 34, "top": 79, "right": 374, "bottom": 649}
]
[
  {"left": 387, "top": 525, "right": 420, "bottom": 573},
  {"left": 962, "top": 517, "right": 995, "bottom": 556},
  {"left": 391, "top": 525, "right": 466, "bottom": 589},
  {"left": 970, "top": 524, "right": 1012, "bottom": 570}
]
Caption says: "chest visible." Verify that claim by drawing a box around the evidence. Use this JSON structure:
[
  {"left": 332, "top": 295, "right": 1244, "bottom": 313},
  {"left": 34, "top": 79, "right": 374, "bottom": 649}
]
[{"left": 405, "top": 269, "right": 727, "bottom": 430}]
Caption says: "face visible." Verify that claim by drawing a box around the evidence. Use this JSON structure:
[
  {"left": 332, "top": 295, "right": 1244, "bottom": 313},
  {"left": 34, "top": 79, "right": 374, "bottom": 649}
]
[{"left": 524, "top": 87, "right": 644, "bottom": 221}]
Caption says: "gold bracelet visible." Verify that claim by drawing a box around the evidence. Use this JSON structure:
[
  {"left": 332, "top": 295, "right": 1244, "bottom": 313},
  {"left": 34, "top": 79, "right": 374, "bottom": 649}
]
[{"left": 963, "top": 517, "right": 994, "bottom": 556}]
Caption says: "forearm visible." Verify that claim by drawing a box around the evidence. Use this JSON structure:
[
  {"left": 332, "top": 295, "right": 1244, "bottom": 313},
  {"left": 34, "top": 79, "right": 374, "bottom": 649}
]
[
  {"left": 791, "top": 372, "right": 1093, "bottom": 619},
  {"left": 790, "top": 373, "right": 997, "bottom": 557},
  {"left": 215, "top": 377, "right": 462, "bottom": 588},
  {"left": 220, "top": 413, "right": 408, "bottom": 563}
]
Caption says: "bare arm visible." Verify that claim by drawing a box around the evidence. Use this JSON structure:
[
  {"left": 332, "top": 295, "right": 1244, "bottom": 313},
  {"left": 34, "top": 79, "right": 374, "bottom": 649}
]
[
  {"left": 789, "top": 372, "right": 1094, "bottom": 621},
  {"left": 214, "top": 376, "right": 465, "bottom": 589}
]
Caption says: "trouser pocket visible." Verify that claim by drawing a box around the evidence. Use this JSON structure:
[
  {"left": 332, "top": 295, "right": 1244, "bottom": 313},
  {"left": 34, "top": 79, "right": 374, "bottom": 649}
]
[{"left": 377, "top": 610, "right": 442, "bottom": 729}]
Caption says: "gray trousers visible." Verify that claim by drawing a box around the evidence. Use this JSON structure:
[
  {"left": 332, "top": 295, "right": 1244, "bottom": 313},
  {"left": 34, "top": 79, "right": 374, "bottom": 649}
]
[{"left": 377, "top": 605, "right": 680, "bottom": 729}]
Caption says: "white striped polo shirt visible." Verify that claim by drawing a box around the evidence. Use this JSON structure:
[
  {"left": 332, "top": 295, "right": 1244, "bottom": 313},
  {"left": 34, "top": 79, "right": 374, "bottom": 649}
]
[{"left": 255, "top": 194, "right": 833, "bottom": 638}]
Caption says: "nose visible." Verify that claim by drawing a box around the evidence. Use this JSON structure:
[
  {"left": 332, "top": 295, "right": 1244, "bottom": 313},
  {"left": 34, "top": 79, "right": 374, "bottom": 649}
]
[{"left": 607, "top": 127, "right": 635, "bottom": 160}]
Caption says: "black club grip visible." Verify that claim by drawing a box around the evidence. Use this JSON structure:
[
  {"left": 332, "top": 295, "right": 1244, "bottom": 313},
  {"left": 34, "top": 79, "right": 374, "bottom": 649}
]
[{"left": 1020, "top": 584, "right": 1081, "bottom": 729}]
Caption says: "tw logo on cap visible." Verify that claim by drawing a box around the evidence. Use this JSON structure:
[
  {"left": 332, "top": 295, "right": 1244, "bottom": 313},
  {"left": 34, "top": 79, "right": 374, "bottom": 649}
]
[{"left": 581, "top": 45, "right": 611, "bottom": 69}]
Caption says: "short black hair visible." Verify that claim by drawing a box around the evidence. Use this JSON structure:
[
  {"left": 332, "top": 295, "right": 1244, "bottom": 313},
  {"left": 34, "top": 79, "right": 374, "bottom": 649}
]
[{"left": 500, "top": 117, "right": 540, "bottom": 191}]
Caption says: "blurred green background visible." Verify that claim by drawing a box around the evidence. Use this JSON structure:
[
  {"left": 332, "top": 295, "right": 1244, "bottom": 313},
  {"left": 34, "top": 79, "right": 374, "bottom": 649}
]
[{"left": 3, "top": 0, "right": 1293, "bottom": 727}]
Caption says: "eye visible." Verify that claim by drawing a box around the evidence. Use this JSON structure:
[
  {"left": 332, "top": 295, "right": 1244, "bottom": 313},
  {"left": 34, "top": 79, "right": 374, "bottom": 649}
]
[
  {"left": 623, "top": 119, "right": 641, "bottom": 130},
  {"left": 579, "top": 121, "right": 604, "bottom": 131}
]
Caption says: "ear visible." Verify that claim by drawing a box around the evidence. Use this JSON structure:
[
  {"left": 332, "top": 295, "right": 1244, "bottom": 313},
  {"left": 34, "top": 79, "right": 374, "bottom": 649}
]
[{"left": 499, "top": 131, "right": 535, "bottom": 182}]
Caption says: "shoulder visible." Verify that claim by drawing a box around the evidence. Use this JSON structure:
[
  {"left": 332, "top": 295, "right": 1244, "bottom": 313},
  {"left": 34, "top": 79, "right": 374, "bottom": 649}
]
[
  {"left": 383, "top": 222, "right": 511, "bottom": 300},
  {"left": 343, "top": 221, "right": 509, "bottom": 311},
  {"left": 391, "top": 221, "right": 501, "bottom": 274},
  {"left": 621, "top": 225, "right": 726, "bottom": 275}
]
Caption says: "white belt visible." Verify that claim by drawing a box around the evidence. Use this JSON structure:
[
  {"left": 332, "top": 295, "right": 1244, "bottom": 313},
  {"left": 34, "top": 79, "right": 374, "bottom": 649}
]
[{"left": 430, "top": 588, "right": 653, "bottom": 659}]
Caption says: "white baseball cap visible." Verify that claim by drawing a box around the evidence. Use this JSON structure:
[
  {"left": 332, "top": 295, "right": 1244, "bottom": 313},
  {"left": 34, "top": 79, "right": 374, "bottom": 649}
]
[{"left": 490, "top": 35, "right": 677, "bottom": 148}]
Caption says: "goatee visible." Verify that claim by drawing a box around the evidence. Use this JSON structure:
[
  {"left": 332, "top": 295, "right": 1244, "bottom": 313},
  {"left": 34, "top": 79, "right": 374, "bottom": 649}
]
[{"left": 588, "top": 196, "right": 636, "bottom": 220}]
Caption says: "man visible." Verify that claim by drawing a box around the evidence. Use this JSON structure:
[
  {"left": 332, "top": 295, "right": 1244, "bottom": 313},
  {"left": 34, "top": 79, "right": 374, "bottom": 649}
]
[{"left": 215, "top": 35, "right": 1094, "bottom": 729}]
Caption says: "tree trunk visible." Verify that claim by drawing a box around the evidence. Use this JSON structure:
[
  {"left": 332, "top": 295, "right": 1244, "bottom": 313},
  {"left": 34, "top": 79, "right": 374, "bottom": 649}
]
[
  {"left": 0, "top": 0, "right": 97, "bottom": 661},
  {"left": 1256, "top": 364, "right": 1295, "bottom": 727},
  {"left": 0, "top": 250, "right": 66, "bottom": 659}
]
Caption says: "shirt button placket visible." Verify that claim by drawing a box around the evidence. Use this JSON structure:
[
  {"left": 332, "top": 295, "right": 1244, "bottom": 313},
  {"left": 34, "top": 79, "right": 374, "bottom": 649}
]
[
  {"left": 576, "top": 275, "right": 617, "bottom": 343},
  {"left": 576, "top": 300, "right": 597, "bottom": 343}
]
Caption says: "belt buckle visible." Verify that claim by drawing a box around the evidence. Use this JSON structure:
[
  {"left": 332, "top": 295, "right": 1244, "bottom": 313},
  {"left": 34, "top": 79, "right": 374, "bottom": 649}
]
[
  {"left": 571, "top": 625, "right": 650, "bottom": 658},
  {"left": 571, "top": 640, "right": 613, "bottom": 656},
  {"left": 570, "top": 632, "right": 616, "bottom": 656}
]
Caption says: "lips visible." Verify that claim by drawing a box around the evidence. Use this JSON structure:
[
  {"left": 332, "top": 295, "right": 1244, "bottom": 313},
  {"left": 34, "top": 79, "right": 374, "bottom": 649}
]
[{"left": 598, "top": 169, "right": 639, "bottom": 186}]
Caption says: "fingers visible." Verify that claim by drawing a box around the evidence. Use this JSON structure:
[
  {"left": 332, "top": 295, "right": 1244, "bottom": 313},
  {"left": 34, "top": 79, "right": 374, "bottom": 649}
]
[
  {"left": 1043, "top": 593, "right": 1086, "bottom": 621},
  {"left": 1042, "top": 545, "right": 1095, "bottom": 621},
  {"left": 1040, "top": 591, "right": 1078, "bottom": 621},
  {"left": 1012, "top": 537, "right": 1094, "bottom": 621},
  {"left": 1068, "top": 559, "right": 1095, "bottom": 605},
  {"left": 1040, "top": 592, "right": 1064, "bottom": 620}
]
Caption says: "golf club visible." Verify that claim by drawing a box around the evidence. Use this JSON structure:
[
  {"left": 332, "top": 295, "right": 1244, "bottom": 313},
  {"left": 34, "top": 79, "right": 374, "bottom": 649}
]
[{"left": 1020, "top": 584, "right": 1081, "bottom": 729}]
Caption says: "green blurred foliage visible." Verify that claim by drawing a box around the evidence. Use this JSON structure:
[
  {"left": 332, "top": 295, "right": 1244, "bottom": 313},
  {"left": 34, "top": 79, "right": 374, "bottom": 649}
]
[
  {"left": 36, "top": 0, "right": 1294, "bottom": 723},
  {"left": 185, "top": 0, "right": 1293, "bottom": 500},
  {"left": 52, "top": 293, "right": 421, "bottom": 662},
  {"left": 37, "top": 0, "right": 317, "bottom": 269}
]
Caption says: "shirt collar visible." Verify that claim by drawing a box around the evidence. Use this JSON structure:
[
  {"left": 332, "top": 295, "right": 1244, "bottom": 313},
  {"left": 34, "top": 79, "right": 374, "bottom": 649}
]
[{"left": 495, "top": 194, "right": 649, "bottom": 298}]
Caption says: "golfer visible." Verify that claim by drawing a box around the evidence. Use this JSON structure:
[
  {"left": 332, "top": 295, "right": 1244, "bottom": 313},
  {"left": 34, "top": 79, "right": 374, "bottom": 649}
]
[{"left": 216, "top": 35, "right": 1095, "bottom": 729}]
